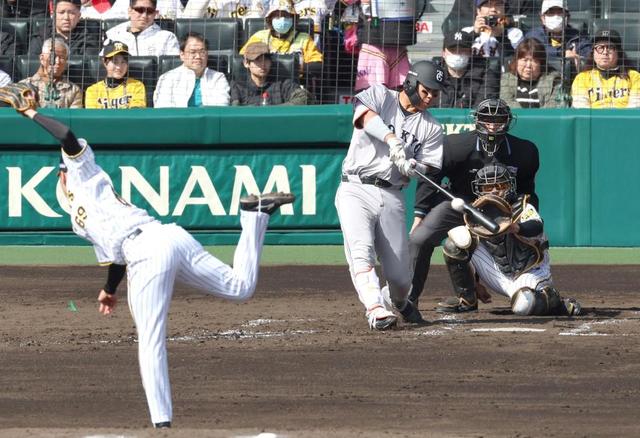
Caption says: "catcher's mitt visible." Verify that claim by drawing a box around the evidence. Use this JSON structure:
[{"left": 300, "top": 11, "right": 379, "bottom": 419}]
[
  {"left": 464, "top": 194, "right": 512, "bottom": 238},
  {"left": 0, "top": 83, "right": 39, "bottom": 112}
]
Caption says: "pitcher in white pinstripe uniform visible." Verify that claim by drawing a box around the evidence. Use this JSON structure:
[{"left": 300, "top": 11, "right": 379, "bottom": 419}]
[
  {"left": 442, "top": 163, "right": 581, "bottom": 317},
  {"left": 18, "top": 106, "right": 294, "bottom": 429}
]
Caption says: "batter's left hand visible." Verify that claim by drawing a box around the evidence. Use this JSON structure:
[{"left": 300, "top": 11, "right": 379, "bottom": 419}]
[{"left": 98, "top": 289, "right": 117, "bottom": 315}]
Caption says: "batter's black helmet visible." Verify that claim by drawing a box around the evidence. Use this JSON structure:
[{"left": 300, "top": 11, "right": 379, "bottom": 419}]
[
  {"left": 472, "top": 162, "right": 516, "bottom": 198},
  {"left": 403, "top": 60, "right": 446, "bottom": 106},
  {"left": 473, "top": 98, "right": 513, "bottom": 156}
]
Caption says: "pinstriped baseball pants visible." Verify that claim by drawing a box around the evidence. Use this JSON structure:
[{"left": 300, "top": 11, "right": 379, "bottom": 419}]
[
  {"left": 122, "top": 211, "right": 269, "bottom": 424},
  {"left": 471, "top": 244, "right": 553, "bottom": 299}
]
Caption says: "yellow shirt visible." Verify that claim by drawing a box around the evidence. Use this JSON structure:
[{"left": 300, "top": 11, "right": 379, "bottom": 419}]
[
  {"left": 85, "top": 78, "right": 147, "bottom": 109},
  {"left": 571, "top": 68, "right": 640, "bottom": 108},
  {"left": 240, "top": 29, "right": 323, "bottom": 64}
]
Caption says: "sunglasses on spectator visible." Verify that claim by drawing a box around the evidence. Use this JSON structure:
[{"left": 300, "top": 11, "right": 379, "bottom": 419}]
[
  {"left": 594, "top": 44, "right": 616, "bottom": 54},
  {"left": 132, "top": 6, "right": 156, "bottom": 15}
]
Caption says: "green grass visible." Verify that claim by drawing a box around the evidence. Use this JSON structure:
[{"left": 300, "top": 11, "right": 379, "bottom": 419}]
[{"left": 1, "top": 245, "right": 639, "bottom": 266}]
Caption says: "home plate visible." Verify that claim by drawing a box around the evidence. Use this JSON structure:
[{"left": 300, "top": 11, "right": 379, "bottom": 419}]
[{"left": 471, "top": 327, "right": 546, "bottom": 333}]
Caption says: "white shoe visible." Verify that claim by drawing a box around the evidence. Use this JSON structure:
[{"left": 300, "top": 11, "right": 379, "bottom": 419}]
[{"left": 366, "top": 305, "right": 397, "bottom": 330}]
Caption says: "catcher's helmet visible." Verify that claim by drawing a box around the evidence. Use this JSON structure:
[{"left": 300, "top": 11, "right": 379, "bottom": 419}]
[
  {"left": 402, "top": 60, "right": 446, "bottom": 107},
  {"left": 472, "top": 163, "right": 516, "bottom": 198},
  {"left": 473, "top": 98, "right": 513, "bottom": 156}
]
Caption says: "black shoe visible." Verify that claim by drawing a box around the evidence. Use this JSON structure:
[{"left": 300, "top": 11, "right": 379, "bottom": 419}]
[
  {"left": 154, "top": 421, "right": 171, "bottom": 429},
  {"left": 240, "top": 192, "right": 295, "bottom": 215},
  {"left": 436, "top": 296, "right": 478, "bottom": 313},
  {"left": 399, "top": 300, "right": 427, "bottom": 324}
]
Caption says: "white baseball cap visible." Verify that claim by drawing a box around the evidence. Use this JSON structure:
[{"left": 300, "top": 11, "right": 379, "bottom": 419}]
[{"left": 541, "top": 0, "right": 566, "bottom": 14}]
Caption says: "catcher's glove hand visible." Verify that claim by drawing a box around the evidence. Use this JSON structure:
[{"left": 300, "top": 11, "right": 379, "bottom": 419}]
[
  {"left": 464, "top": 194, "right": 512, "bottom": 238},
  {"left": 0, "top": 83, "right": 39, "bottom": 112}
]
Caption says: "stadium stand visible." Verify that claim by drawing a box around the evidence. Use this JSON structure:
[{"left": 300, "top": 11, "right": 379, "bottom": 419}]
[
  {"left": 0, "top": 18, "right": 30, "bottom": 55},
  {"left": 175, "top": 18, "right": 241, "bottom": 52}
]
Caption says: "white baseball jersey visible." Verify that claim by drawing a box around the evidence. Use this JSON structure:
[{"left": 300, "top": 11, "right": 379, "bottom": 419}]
[
  {"left": 204, "top": 0, "right": 267, "bottom": 19},
  {"left": 63, "top": 141, "right": 270, "bottom": 425},
  {"left": 62, "top": 140, "right": 157, "bottom": 265},
  {"left": 341, "top": 84, "right": 443, "bottom": 188},
  {"left": 293, "top": 0, "right": 337, "bottom": 34},
  {"left": 336, "top": 84, "right": 444, "bottom": 323}
]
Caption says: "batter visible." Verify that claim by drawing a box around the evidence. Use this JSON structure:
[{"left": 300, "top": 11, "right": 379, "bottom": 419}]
[{"left": 335, "top": 60, "right": 446, "bottom": 330}]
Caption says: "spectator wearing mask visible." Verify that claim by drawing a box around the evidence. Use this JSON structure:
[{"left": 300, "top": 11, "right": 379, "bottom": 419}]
[
  {"left": 525, "top": 0, "right": 591, "bottom": 68},
  {"left": 29, "top": 0, "right": 101, "bottom": 56},
  {"left": 462, "top": 0, "right": 522, "bottom": 60},
  {"left": 241, "top": 0, "right": 323, "bottom": 74},
  {"left": 105, "top": 0, "right": 180, "bottom": 56},
  {"left": 85, "top": 40, "right": 147, "bottom": 108},
  {"left": 20, "top": 37, "right": 83, "bottom": 108},
  {"left": 154, "top": 32, "right": 230, "bottom": 107},
  {"left": 231, "top": 41, "right": 313, "bottom": 105},
  {"left": 437, "top": 29, "right": 499, "bottom": 108},
  {"left": 571, "top": 29, "right": 640, "bottom": 109},
  {"left": 500, "top": 37, "right": 564, "bottom": 108}
]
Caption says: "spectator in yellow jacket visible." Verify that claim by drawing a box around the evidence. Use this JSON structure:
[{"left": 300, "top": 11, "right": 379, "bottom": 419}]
[
  {"left": 240, "top": 0, "right": 323, "bottom": 75},
  {"left": 571, "top": 29, "right": 640, "bottom": 109},
  {"left": 85, "top": 40, "right": 147, "bottom": 109}
]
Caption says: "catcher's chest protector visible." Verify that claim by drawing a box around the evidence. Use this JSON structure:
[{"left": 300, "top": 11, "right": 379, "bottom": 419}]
[{"left": 482, "top": 196, "right": 545, "bottom": 278}]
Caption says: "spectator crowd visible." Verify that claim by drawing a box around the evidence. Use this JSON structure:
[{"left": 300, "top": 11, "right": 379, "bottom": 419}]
[{"left": 0, "top": 0, "right": 638, "bottom": 109}]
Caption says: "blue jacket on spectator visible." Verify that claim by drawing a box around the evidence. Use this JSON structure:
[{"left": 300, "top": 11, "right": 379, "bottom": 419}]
[{"left": 525, "top": 25, "right": 591, "bottom": 60}]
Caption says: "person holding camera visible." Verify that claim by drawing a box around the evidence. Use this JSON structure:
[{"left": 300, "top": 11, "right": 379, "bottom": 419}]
[{"left": 463, "top": 0, "right": 522, "bottom": 60}]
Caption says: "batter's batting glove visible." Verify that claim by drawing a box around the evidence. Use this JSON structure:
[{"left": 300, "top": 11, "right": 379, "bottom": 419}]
[
  {"left": 0, "top": 83, "right": 39, "bottom": 113},
  {"left": 395, "top": 158, "right": 417, "bottom": 177},
  {"left": 387, "top": 137, "right": 406, "bottom": 164}
]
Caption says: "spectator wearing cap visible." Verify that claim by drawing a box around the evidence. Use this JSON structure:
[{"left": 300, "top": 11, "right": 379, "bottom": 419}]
[
  {"left": 29, "top": 0, "right": 101, "bottom": 56},
  {"left": 571, "top": 29, "right": 640, "bottom": 109},
  {"left": 105, "top": 0, "right": 180, "bottom": 56},
  {"left": 85, "top": 41, "right": 147, "bottom": 108},
  {"left": 525, "top": 0, "right": 591, "bottom": 67},
  {"left": 20, "top": 37, "right": 83, "bottom": 108},
  {"left": 437, "top": 29, "right": 499, "bottom": 108},
  {"left": 240, "top": 0, "right": 323, "bottom": 72},
  {"left": 501, "top": 37, "right": 565, "bottom": 108},
  {"left": 230, "top": 41, "right": 313, "bottom": 105},
  {"left": 462, "top": 0, "right": 522, "bottom": 59},
  {"left": 154, "top": 32, "right": 230, "bottom": 107}
]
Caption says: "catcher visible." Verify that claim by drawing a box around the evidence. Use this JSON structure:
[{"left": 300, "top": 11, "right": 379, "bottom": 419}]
[{"left": 440, "top": 163, "right": 581, "bottom": 316}]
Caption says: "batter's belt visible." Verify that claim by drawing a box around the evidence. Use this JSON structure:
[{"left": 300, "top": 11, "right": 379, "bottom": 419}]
[{"left": 341, "top": 174, "right": 397, "bottom": 189}]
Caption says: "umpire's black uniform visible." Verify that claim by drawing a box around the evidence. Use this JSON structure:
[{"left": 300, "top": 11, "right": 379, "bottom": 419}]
[{"left": 409, "top": 130, "right": 540, "bottom": 303}]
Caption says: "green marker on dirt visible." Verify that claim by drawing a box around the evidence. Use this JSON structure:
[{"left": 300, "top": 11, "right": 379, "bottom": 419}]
[{"left": 67, "top": 300, "right": 78, "bottom": 312}]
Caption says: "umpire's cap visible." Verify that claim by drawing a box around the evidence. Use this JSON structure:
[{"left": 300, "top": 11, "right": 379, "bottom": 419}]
[{"left": 405, "top": 60, "right": 446, "bottom": 91}]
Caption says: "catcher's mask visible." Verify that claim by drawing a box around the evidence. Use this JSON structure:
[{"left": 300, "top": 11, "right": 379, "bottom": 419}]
[
  {"left": 402, "top": 60, "right": 446, "bottom": 107},
  {"left": 472, "top": 163, "right": 516, "bottom": 198},
  {"left": 473, "top": 98, "right": 513, "bottom": 156}
]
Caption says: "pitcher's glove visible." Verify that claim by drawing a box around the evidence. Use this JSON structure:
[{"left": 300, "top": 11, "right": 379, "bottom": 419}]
[
  {"left": 0, "top": 83, "right": 39, "bottom": 112},
  {"left": 464, "top": 194, "right": 512, "bottom": 238}
]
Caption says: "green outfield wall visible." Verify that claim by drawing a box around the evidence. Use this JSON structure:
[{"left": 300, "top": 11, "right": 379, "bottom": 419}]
[{"left": 0, "top": 106, "right": 638, "bottom": 247}]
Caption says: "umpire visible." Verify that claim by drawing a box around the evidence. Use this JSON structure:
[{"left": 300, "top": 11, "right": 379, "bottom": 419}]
[{"left": 409, "top": 98, "right": 540, "bottom": 312}]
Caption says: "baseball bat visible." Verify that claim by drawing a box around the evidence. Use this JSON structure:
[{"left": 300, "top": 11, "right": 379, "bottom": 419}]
[{"left": 413, "top": 169, "right": 500, "bottom": 233}]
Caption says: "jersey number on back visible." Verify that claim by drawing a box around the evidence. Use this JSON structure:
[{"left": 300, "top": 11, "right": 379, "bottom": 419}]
[{"left": 74, "top": 206, "right": 87, "bottom": 229}]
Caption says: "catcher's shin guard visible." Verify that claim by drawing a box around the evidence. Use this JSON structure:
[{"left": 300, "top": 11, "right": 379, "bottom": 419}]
[
  {"left": 511, "top": 286, "right": 564, "bottom": 315},
  {"left": 438, "top": 238, "right": 478, "bottom": 313}
]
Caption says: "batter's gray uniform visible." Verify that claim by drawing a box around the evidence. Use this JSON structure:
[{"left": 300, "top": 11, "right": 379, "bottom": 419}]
[
  {"left": 63, "top": 142, "right": 269, "bottom": 425},
  {"left": 335, "top": 84, "right": 443, "bottom": 321}
]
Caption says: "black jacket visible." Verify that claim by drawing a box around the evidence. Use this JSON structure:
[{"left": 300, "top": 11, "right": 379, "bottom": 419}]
[
  {"left": 436, "top": 57, "right": 500, "bottom": 109},
  {"left": 414, "top": 131, "right": 539, "bottom": 216},
  {"left": 230, "top": 77, "right": 312, "bottom": 106},
  {"left": 29, "top": 21, "right": 101, "bottom": 56}
]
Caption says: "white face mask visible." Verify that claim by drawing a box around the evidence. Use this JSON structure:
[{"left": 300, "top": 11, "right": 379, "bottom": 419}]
[
  {"left": 544, "top": 15, "right": 564, "bottom": 32},
  {"left": 445, "top": 54, "right": 470, "bottom": 71}
]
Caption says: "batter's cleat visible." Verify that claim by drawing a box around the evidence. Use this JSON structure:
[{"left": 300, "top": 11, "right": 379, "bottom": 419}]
[
  {"left": 436, "top": 296, "right": 478, "bottom": 313},
  {"left": 366, "top": 305, "right": 398, "bottom": 330},
  {"left": 399, "top": 300, "right": 427, "bottom": 324},
  {"left": 240, "top": 192, "right": 295, "bottom": 215},
  {"left": 154, "top": 421, "right": 171, "bottom": 429},
  {"left": 562, "top": 297, "right": 581, "bottom": 316}
]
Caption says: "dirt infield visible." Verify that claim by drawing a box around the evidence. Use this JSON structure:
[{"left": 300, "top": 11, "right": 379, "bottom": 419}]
[{"left": 1, "top": 265, "right": 639, "bottom": 438}]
